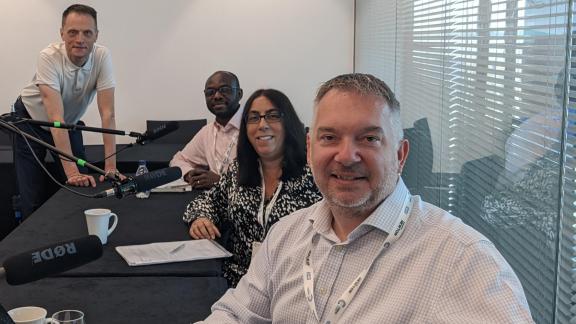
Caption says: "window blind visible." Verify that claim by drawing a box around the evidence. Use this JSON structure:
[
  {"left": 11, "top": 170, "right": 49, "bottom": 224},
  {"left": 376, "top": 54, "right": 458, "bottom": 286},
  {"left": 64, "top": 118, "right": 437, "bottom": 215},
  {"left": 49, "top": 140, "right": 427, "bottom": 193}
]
[{"left": 355, "top": 0, "right": 570, "bottom": 322}]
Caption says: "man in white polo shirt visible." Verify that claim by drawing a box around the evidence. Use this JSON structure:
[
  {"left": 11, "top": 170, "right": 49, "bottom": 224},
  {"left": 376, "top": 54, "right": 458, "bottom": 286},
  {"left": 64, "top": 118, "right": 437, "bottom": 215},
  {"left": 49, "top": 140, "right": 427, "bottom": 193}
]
[{"left": 13, "top": 4, "right": 119, "bottom": 218}]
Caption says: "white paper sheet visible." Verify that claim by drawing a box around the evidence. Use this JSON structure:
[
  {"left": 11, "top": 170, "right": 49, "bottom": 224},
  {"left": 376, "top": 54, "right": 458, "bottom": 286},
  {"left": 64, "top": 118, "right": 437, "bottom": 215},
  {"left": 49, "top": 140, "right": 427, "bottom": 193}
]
[
  {"left": 115, "top": 240, "right": 231, "bottom": 266},
  {"left": 151, "top": 178, "right": 192, "bottom": 192}
]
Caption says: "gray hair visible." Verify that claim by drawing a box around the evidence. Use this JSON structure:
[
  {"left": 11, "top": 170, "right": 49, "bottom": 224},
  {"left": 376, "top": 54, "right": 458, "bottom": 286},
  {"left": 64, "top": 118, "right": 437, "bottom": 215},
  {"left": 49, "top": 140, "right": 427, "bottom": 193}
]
[{"left": 314, "top": 73, "right": 403, "bottom": 144}]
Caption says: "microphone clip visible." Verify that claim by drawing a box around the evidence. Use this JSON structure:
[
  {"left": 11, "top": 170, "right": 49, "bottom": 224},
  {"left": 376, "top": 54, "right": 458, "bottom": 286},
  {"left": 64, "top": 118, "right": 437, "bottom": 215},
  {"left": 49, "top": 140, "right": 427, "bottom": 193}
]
[
  {"left": 104, "top": 169, "right": 122, "bottom": 182},
  {"left": 135, "top": 133, "right": 148, "bottom": 145},
  {"left": 111, "top": 176, "right": 135, "bottom": 199}
]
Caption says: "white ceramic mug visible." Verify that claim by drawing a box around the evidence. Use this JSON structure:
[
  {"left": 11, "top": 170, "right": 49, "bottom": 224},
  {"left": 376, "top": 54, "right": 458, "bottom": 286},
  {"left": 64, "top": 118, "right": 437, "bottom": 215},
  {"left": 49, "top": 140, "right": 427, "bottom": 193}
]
[
  {"left": 84, "top": 208, "right": 118, "bottom": 244},
  {"left": 8, "top": 306, "right": 56, "bottom": 324}
]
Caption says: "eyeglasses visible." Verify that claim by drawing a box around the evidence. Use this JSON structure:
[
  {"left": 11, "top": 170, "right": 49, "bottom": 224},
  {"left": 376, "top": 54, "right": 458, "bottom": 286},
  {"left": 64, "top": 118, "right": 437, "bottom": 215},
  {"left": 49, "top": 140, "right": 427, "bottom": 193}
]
[
  {"left": 203, "top": 86, "right": 238, "bottom": 97},
  {"left": 245, "top": 110, "right": 284, "bottom": 124}
]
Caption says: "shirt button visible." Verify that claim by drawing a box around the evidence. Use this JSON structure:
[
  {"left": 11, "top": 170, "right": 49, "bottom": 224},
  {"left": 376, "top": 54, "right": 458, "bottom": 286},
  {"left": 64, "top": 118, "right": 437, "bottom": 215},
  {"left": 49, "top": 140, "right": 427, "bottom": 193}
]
[
  {"left": 335, "top": 245, "right": 344, "bottom": 252},
  {"left": 319, "top": 288, "right": 327, "bottom": 295}
]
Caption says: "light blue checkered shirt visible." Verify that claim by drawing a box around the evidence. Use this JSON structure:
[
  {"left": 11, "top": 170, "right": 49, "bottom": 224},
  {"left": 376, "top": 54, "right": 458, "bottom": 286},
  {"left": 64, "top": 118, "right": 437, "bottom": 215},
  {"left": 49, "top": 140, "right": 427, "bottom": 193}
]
[{"left": 198, "top": 179, "right": 534, "bottom": 323}]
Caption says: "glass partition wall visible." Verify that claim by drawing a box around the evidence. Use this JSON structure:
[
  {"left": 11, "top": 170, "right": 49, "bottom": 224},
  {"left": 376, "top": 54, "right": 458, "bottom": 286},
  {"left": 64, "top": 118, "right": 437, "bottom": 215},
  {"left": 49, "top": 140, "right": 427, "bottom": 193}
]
[{"left": 355, "top": 0, "right": 574, "bottom": 322}]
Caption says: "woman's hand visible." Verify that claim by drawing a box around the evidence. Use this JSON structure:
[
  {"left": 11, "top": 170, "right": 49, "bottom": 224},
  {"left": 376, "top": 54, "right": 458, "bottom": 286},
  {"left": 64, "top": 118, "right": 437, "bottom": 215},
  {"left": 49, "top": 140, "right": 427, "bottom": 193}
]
[{"left": 189, "top": 217, "right": 221, "bottom": 240}]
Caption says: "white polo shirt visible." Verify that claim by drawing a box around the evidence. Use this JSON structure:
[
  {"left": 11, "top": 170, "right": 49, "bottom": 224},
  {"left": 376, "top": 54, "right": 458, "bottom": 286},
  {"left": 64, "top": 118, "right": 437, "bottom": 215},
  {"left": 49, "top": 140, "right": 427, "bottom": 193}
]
[{"left": 20, "top": 42, "right": 115, "bottom": 124}]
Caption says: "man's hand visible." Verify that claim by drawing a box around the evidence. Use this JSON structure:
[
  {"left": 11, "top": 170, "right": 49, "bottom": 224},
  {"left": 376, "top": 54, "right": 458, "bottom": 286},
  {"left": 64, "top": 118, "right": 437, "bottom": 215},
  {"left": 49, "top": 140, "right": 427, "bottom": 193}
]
[
  {"left": 66, "top": 173, "right": 96, "bottom": 187},
  {"left": 184, "top": 166, "right": 220, "bottom": 189},
  {"left": 189, "top": 217, "right": 221, "bottom": 240},
  {"left": 98, "top": 169, "right": 127, "bottom": 182}
]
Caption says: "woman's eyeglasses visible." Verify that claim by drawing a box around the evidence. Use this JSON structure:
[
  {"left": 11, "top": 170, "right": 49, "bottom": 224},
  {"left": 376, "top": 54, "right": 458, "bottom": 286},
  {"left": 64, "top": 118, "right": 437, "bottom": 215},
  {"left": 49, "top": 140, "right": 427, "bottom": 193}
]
[{"left": 246, "top": 110, "right": 284, "bottom": 124}]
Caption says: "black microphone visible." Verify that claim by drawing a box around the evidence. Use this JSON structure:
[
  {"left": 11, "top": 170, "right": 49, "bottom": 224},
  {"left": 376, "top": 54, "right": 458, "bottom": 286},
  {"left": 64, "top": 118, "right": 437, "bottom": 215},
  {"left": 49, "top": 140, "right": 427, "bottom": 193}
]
[
  {"left": 95, "top": 166, "right": 182, "bottom": 198},
  {"left": 0, "top": 236, "right": 103, "bottom": 285},
  {"left": 0, "top": 303, "right": 15, "bottom": 324},
  {"left": 136, "top": 121, "right": 179, "bottom": 144}
]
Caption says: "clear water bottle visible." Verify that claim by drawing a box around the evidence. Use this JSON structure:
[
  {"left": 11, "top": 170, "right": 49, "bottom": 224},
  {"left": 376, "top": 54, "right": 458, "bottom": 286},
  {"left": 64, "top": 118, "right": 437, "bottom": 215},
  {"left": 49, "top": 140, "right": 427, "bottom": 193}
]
[{"left": 135, "top": 160, "right": 151, "bottom": 199}]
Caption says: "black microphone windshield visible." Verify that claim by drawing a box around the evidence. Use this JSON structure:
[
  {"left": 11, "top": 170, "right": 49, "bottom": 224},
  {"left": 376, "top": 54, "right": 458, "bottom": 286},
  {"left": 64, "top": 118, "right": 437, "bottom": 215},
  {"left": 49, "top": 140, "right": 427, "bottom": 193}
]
[
  {"left": 138, "top": 121, "right": 179, "bottom": 144},
  {"left": 2, "top": 235, "right": 103, "bottom": 285},
  {"left": 134, "top": 166, "right": 182, "bottom": 192}
]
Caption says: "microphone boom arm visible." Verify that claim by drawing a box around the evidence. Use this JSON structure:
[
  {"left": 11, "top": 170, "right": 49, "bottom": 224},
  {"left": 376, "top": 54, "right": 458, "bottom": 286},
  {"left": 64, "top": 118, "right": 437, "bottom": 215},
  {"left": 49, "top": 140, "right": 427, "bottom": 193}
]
[
  {"left": 11, "top": 116, "right": 144, "bottom": 138},
  {"left": 0, "top": 118, "right": 114, "bottom": 180}
]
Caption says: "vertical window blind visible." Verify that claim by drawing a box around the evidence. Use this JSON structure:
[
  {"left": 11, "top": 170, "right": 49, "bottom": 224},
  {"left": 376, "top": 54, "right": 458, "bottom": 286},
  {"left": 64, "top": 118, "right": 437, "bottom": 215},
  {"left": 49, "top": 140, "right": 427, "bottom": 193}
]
[{"left": 355, "top": 0, "right": 571, "bottom": 322}]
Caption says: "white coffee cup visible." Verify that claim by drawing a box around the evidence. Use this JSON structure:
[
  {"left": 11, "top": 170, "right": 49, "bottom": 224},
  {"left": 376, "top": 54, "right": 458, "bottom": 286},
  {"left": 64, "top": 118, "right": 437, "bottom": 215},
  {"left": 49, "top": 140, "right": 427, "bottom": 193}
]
[
  {"left": 8, "top": 306, "right": 56, "bottom": 324},
  {"left": 84, "top": 208, "right": 118, "bottom": 244}
]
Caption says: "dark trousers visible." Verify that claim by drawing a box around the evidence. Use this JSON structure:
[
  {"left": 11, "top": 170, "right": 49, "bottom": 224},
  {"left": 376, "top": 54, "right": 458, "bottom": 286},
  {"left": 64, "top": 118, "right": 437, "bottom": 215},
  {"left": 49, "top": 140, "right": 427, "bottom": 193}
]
[{"left": 13, "top": 98, "right": 86, "bottom": 219}]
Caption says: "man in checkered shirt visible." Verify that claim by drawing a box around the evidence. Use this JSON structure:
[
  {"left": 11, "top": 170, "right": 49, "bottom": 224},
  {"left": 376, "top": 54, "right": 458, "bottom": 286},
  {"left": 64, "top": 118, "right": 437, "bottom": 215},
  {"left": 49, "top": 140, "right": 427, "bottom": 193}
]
[{"left": 197, "top": 73, "right": 534, "bottom": 324}]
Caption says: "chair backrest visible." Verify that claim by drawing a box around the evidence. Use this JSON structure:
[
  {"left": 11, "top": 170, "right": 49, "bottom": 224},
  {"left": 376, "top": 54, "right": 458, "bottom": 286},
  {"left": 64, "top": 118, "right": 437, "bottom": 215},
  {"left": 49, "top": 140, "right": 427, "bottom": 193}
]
[
  {"left": 401, "top": 118, "right": 433, "bottom": 195},
  {"left": 457, "top": 154, "right": 504, "bottom": 228},
  {"left": 145, "top": 119, "right": 207, "bottom": 144},
  {"left": 0, "top": 130, "right": 12, "bottom": 146}
]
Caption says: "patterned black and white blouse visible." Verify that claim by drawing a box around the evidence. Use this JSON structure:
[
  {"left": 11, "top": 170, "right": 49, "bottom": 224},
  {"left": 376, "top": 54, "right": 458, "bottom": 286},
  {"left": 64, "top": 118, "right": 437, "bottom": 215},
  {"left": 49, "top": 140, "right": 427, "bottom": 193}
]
[{"left": 183, "top": 160, "right": 322, "bottom": 287}]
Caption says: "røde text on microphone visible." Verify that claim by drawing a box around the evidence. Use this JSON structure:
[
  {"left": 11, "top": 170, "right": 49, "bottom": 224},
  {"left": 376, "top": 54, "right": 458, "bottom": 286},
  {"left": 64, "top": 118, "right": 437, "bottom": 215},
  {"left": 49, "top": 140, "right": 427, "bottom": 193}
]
[{"left": 0, "top": 235, "right": 103, "bottom": 285}]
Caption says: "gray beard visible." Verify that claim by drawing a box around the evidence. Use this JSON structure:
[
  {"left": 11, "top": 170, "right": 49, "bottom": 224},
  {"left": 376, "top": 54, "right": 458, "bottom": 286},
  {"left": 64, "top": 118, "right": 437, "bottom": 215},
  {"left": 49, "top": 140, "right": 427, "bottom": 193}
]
[{"left": 323, "top": 174, "right": 398, "bottom": 218}]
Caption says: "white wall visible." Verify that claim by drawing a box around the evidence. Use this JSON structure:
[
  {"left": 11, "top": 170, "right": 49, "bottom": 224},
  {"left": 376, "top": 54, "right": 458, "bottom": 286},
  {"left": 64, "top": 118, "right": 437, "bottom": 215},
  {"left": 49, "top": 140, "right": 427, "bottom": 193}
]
[{"left": 0, "top": 0, "right": 354, "bottom": 144}]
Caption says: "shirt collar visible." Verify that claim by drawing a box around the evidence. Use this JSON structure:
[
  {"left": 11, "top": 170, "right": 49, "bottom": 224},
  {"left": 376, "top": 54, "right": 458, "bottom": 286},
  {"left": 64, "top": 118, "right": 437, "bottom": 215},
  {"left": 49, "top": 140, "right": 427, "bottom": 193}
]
[
  {"left": 361, "top": 178, "right": 410, "bottom": 234},
  {"left": 308, "top": 178, "right": 411, "bottom": 240},
  {"left": 61, "top": 42, "right": 94, "bottom": 72},
  {"left": 214, "top": 105, "right": 244, "bottom": 131}
]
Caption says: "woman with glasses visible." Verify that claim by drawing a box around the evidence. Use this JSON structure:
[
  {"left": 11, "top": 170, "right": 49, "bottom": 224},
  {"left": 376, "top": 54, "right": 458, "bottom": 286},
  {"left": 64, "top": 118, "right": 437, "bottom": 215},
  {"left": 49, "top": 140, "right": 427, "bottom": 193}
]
[{"left": 183, "top": 89, "right": 322, "bottom": 287}]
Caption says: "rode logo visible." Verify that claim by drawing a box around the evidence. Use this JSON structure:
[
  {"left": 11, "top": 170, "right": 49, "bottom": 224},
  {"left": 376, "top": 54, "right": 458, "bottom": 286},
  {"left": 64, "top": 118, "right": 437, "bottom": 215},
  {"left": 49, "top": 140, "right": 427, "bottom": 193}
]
[{"left": 31, "top": 243, "right": 77, "bottom": 264}]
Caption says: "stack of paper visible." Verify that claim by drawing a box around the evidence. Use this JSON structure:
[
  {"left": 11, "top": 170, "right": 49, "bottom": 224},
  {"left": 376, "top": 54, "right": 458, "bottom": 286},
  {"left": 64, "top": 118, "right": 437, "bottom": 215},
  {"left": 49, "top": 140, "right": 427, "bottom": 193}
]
[
  {"left": 115, "top": 240, "right": 231, "bottom": 266},
  {"left": 151, "top": 178, "right": 192, "bottom": 193}
]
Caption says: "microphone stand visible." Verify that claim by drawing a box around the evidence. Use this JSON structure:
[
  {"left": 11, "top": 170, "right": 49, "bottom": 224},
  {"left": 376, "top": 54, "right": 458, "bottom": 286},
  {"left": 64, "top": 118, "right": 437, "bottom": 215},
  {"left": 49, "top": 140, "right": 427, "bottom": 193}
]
[
  {"left": 0, "top": 113, "right": 175, "bottom": 192},
  {"left": 0, "top": 115, "right": 183, "bottom": 200},
  {"left": 0, "top": 118, "right": 117, "bottom": 181},
  {"left": 11, "top": 115, "right": 145, "bottom": 142},
  {"left": 0, "top": 112, "right": 157, "bottom": 171}
]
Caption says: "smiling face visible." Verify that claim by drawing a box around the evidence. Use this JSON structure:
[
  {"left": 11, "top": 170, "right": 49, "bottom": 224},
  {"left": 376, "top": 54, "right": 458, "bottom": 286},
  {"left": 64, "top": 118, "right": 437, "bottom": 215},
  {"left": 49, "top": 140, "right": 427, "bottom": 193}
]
[
  {"left": 60, "top": 12, "right": 98, "bottom": 66},
  {"left": 204, "top": 72, "right": 242, "bottom": 125},
  {"left": 246, "top": 96, "right": 286, "bottom": 163},
  {"left": 308, "top": 89, "right": 408, "bottom": 215}
]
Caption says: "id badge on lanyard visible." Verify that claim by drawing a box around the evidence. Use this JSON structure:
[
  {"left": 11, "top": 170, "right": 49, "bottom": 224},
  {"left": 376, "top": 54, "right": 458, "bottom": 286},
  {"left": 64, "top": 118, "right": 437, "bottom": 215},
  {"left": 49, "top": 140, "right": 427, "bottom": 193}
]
[
  {"left": 213, "top": 128, "right": 237, "bottom": 174},
  {"left": 252, "top": 168, "right": 283, "bottom": 261},
  {"left": 302, "top": 194, "right": 413, "bottom": 323}
]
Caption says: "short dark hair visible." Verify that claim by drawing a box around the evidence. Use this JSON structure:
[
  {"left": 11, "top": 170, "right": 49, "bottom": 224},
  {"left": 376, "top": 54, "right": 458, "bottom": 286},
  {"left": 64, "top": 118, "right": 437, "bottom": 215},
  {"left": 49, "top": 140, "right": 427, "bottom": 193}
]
[
  {"left": 62, "top": 4, "right": 98, "bottom": 29},
  {"left": 237, "top": 89, "right": 307, "bottom": 186},
  {"left": 207, "top": 71, "right": 240, "bottom": 89}
]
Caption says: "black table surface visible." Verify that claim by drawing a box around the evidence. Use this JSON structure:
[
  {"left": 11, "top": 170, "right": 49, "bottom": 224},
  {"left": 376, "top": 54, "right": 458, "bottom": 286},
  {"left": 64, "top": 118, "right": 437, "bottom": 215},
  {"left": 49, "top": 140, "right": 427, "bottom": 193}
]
[
  {"left": 0, "top": 185, "right": 223, "bottom": 277},
  {"left": 0, "top": 276, "right": 228, "bottom": 324}
]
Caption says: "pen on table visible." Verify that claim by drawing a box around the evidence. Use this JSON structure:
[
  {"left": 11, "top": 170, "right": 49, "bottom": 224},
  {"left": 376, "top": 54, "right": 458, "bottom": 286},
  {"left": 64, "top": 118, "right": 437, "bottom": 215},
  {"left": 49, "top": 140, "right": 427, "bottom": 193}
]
[{"left": 170, "top": 243, "right": 185, "bottom": 254}]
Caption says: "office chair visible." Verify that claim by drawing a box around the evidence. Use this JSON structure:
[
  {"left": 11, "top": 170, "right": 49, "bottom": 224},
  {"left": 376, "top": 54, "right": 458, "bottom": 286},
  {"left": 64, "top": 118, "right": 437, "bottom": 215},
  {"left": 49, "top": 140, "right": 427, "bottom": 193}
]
[{"left": 145, "top": 119, "right": 207, "bottom": 144}]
